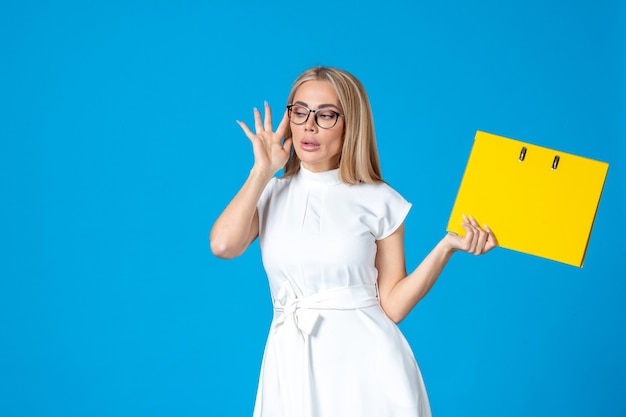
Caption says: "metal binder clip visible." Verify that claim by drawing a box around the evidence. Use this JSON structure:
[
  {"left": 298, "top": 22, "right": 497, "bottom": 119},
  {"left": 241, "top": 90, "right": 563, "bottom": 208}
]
[
  {"left": 519, "top": 147, "right": 527, "bottom": 162},
  {"left": 552, "top": 155, "right": 560, "bottom": 170}
]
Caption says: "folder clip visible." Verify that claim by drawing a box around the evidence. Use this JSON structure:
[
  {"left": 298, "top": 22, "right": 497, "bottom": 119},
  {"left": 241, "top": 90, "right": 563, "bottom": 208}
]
[{"left": 519, "top": 146, "right": 527, "bottom": 162}]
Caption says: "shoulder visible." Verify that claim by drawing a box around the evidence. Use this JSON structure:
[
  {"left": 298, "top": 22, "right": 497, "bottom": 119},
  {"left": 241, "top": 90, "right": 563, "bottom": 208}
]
[
  {"left": 360, "top": 181, "right": 406, "bottom": 198},
  {"left": 266, "top": 175, "right": 293, "bottom": 192},
  {"left": 333, "top": 181, "right": 412, "bottom": 240},
  {"left": 340, "top": 181, "right": 409, "bottom": 205},
  {"left": 257, "top": 175, "right": 294, "bottom": 208}
]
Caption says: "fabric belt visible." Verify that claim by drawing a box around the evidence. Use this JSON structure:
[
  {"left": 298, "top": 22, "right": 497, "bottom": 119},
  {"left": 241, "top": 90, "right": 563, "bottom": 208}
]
[{"left": 273, "top": 283, "right": 380, "bottom": 337}]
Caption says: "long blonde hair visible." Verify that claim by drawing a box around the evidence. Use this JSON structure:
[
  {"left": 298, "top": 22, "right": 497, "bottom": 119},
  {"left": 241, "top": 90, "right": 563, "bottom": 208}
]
[{"left": 282, "top": 67, "right": 383, "bottom": 184}]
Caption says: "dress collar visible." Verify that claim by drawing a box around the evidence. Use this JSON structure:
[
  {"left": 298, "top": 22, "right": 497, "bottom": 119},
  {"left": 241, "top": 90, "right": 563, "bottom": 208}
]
[{"left": 297, "top": 164, "right": 342, "bottom": 186}]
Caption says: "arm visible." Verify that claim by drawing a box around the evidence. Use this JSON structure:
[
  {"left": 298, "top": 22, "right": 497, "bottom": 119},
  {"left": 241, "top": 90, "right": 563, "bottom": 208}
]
[
  {"left": 376, "top": 215, "right": 497, "bottom": 323},
  {"left": 209, "top": 169, "right": 269, "bottom": 259},
  {"left": 209, "top": 103, "right": 293, "bottom": 259}
]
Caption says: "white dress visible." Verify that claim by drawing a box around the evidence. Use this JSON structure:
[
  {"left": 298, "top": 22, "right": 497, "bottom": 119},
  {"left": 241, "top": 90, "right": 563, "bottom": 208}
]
[{"left": 253, "top": 165, "right": 431, "bottom": 417}]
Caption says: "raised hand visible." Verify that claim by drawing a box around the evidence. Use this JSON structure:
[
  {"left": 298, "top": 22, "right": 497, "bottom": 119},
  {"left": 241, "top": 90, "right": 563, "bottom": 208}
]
[
  {"left": 445, "top": 214, "right": 498, "bottom": 255},
  {"left": 237, "top": 101, "right": 293, "bottom": 178}
]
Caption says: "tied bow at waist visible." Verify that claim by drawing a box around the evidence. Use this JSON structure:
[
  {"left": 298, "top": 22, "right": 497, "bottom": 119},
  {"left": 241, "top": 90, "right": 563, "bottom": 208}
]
[{"left": 273, "top": 283, "right": 379, "bottom": 337}]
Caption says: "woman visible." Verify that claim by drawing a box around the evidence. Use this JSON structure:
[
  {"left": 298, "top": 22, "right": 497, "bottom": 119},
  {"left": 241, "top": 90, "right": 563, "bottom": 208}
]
[{"left": 210, "top": 66, "right": 497, "bottom": 417}]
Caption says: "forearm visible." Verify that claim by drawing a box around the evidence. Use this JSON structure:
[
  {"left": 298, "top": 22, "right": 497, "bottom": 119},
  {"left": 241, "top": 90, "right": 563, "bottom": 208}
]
[
  {"left": 382, "top": 239, "right": 455, "bottom": 323},
  {"left": 209, "top": 167, "right": 273, "bottom": 259}
]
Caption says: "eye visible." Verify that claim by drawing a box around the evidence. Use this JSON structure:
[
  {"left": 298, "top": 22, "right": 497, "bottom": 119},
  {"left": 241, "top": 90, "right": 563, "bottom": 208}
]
[
  {"left": 291, "top": 105, "right": 308, "bottom": 117},
  {"left": 319, "top": 111, "right": 337, "bottom": 120}
]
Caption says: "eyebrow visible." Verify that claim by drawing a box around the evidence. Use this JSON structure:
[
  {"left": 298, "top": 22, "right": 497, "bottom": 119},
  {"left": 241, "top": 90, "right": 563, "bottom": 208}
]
[{"left": 293, "top": 100, "right": 342, "bottom": 111}]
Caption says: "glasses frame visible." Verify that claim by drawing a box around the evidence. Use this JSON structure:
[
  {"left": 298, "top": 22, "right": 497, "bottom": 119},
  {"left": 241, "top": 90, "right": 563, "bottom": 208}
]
[{"left": 286, "top": 104, "right": 345, "bottom": 129}]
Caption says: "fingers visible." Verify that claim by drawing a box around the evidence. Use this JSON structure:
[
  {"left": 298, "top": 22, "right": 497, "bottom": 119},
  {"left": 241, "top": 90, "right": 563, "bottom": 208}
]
[
  {"left": 263, "top": 101, "right": 273, "bottom": 132},
  {"left": 236, "top": 120, "right": 255, "bottom": 142},
  {"left": 282, "top": 136, "right": 293, "bottom": 152},
  {"left": 483, "top": 224, "right": 498, "bottom": 253},
  {"left": 460, "top": 214, "right": 496, "bottom": 255},
  {"left": 253, "top": 101, "right": 275, "bottom": 134},
  {"left": 469, "top": 215, "right": 488, "bottom": 255},
  {"left": 275, "top": 109, "right": 289, "bottom": 139},
  {"left": 459, "top": 216, "right": 477, "bottom": 253},
  {"left": 239, "top": 103, "right": 290, "bottom": 149},
  {"left": 253, "top": 107, "right": 263, "bottom": 133},
  {"left": 246, "top": 102, "right": 283, "bottom": 140}
]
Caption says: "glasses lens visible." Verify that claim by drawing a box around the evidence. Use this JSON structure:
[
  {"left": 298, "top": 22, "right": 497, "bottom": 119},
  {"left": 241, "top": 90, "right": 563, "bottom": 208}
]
[
  {"left": 289, "top": 105, "right": 309, "bottom": 125},
  {"left": 316, "top": 110, "right": 339, "bottom": 129}
]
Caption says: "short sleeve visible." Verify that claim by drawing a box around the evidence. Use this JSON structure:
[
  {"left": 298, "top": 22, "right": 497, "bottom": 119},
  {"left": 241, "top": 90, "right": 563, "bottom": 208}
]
[{"left": 368, "top": 183, "right": 412, "bottom": 240}]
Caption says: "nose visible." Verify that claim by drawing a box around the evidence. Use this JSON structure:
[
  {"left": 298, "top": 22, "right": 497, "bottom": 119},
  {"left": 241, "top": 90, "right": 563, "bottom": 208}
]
[{"left": 304, "top": 110, "right": 317, "bottom": 130}]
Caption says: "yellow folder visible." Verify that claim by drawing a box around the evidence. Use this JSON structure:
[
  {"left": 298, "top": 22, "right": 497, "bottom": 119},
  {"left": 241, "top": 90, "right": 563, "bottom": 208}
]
[{"left": 447, "top": 131, "right": 609, "bottom": 267}]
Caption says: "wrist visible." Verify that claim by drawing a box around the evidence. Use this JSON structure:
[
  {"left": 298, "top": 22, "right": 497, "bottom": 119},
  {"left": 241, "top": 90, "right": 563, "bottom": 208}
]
[
  {"left": 436, "top": 235, "right": 457, "bottom": 258},
  {"left": 249, "top": 165, "right": 274, "bottom": 183}
]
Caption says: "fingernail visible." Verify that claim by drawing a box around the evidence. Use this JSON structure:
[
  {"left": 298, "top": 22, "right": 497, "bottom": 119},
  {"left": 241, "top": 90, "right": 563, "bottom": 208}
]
[
  {"left": 253, "top": 107, "right": 258, "bottom": 112},
  {"left": 264, "top": 100, "right": 269, "bottom": 106}
]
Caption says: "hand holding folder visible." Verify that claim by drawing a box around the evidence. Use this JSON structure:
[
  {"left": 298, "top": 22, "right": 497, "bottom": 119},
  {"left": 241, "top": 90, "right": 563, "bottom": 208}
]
[{"left": 447, "top": 131, "right": 609, "bottom": 267}]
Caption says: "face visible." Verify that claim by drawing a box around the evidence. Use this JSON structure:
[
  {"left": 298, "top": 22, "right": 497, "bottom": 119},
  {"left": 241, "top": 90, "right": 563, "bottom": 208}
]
[{"left": 289, "top": 80, "right": 344, "bottom": 172}]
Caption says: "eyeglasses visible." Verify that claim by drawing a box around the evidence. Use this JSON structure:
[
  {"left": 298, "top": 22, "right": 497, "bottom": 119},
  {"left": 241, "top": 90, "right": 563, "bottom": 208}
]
[{"left": 286, "top": 104, "right": 345, "bottom": 129}]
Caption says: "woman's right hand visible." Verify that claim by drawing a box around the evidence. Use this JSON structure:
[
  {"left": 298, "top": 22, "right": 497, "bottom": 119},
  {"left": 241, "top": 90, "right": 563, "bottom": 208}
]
[{"left": 237, "top": 102, "right": 293, "bottom": 178}]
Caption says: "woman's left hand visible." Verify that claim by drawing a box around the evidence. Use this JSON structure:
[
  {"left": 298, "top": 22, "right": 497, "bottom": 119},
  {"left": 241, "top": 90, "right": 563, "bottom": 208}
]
[{"left": 444, "top": 214, "right": 498, "bottom": 255}]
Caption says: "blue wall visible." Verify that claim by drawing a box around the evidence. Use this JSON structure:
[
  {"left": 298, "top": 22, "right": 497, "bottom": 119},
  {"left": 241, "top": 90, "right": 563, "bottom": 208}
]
[{"left": 1, "top": 1, "right": 624, "bottom": 416}]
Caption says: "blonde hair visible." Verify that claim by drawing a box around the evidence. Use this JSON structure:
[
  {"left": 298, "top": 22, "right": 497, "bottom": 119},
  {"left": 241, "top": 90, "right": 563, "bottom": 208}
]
[{"left": 282, "top": 67, "right": 383, "bottom": 184}]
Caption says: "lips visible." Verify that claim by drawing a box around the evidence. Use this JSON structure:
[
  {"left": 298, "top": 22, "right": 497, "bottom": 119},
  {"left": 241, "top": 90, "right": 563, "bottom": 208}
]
[{"left": 300, "top": 138, "right": 320, "bottom": 151}]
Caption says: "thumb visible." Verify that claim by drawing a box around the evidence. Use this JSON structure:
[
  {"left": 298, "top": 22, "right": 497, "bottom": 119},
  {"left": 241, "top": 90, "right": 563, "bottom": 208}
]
[{"left": 282, "top": 137, "right": 293, "bottom": 151}]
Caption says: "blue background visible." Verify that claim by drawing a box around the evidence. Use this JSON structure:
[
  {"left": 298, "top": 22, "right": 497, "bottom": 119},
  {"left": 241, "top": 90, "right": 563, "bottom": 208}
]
[{"left": 1, "top": 0, "right": 624, "bottom": 416}]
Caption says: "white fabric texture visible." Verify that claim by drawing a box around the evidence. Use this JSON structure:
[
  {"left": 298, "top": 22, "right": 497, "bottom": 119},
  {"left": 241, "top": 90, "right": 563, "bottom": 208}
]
[{"left": 253, "top": 165, "right": 431, "bottom": 417}]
